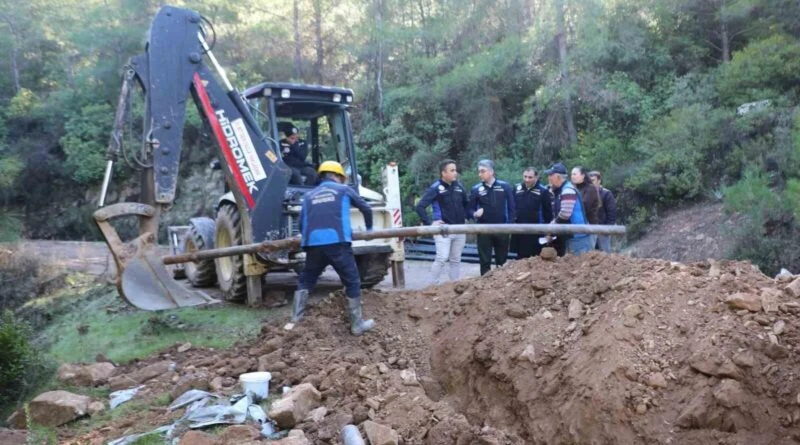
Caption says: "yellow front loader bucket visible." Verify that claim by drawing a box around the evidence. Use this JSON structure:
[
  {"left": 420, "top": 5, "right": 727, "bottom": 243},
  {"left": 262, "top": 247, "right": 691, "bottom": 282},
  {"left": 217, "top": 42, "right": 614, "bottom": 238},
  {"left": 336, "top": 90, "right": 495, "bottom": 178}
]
[{"left": 93, "top": 203, "right": 218, "bottom": 311}]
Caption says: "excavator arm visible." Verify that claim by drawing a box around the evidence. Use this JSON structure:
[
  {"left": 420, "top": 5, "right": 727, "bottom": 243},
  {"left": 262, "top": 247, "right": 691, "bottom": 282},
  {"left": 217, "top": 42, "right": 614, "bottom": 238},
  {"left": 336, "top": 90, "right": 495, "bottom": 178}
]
[{"left": 95, "top": 6, "right": 291, "bottom": 310}]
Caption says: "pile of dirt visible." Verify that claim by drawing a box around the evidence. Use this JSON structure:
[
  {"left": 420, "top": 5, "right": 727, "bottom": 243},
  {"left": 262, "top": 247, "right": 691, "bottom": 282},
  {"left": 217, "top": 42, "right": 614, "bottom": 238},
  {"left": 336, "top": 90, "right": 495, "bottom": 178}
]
[{"left": 60, "top": 252, "right": 800, "bottom": 444}]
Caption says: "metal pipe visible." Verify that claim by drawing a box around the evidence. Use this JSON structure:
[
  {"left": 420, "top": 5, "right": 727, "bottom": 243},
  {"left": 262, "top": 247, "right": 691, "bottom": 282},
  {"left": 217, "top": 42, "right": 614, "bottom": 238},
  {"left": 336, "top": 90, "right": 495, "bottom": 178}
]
[
  {"left": 98, "top": 160, "right": 114, "bottom": 207},
  {"left": 162, "top": 223, "right": 625, "bottom": 265}
]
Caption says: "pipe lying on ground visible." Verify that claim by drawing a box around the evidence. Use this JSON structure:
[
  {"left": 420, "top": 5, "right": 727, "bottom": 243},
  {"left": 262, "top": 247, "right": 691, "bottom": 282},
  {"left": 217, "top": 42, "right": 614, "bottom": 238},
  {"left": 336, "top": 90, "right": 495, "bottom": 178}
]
[{"left": 162, "top": 223, "right": 626, "bottom": 265}]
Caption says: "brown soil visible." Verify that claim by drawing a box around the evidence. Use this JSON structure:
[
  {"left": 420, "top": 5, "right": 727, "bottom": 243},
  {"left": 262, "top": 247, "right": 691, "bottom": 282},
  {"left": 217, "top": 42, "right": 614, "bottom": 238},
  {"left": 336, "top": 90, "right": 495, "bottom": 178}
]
[
  {"left": 58, "top": 252, "right": 800, "bottom": 444},
  {"left": 625, "top": 202, "right": 745, "bottom": 263}
]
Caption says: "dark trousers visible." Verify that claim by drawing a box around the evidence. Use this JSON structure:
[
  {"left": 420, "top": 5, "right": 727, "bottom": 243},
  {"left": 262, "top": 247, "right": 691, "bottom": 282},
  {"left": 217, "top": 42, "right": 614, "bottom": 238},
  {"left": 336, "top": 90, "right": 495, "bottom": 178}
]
[
  {"left": 511, "top": 234, "right": 542, "bottom": 259},
  {"left": 477, "top": 234, "right": 509, "bottom": 275},
  {"left": 290, "top": 165, "right": 319, "bottom": 186},
  {"left": 299, "top": 243, "right": 360, "bottom": 299}
]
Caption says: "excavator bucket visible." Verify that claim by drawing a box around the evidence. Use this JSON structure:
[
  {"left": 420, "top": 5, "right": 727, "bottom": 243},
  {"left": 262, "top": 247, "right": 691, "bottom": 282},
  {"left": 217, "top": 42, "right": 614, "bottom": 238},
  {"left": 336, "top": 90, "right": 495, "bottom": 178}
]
[{"left": 94, "top": 203, "right": 218, "bottom": 311}]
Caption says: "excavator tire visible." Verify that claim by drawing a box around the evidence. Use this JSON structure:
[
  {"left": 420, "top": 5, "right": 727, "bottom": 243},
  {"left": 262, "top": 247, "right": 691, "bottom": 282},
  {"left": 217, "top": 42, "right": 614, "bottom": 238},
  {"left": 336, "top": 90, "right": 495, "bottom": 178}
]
[
  {"left": 356, "top": 252, "right": 390, "bottom": 288},
  {"left": 214, "top": 204, "right": 248, "bottom": 302},
  {"left": 182, "top": 217, "right": 217, "bottom": 287}
]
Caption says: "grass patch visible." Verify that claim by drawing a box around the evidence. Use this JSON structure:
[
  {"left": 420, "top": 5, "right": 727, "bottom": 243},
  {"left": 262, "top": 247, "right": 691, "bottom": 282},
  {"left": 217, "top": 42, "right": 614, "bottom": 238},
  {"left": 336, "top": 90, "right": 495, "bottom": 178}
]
[{"left": 41, "top": 289, "right": 276, "bottom": 364}]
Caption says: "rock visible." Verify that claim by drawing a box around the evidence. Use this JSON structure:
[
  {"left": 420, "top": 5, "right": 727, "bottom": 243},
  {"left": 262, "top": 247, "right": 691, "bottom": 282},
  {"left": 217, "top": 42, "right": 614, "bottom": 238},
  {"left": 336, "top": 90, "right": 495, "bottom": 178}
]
[
  {"left": 0, "top": 428, "right": 27, "bottom": 444},
  {"left": 318, "top": 413, "right": 354, "bottom": 441},
  {"left": 210, "top": 376, "right": 224, "bottom": 392},
  {"left": 177, "top": 342, "right": 193, "bottom": 353},
  {"left": 363, "top": 420, "right": 399, "bottom": 445},
  {"left": 518, "top": 345, "right": 536, "bottom": 363},
  {"left": 377, "top": 363, "right": 389, "bottom": 374},
  {"left": 713, "top": 379, "right": 746, "bottom": 409},
  {"left": 732, "top": 351, "right": 756, "bottom": 368},
  {"left": 426, "top": 414, "right": 475, "bottom": 444},
  {"left": 365, "top": 397, "right": 381, "bottom": 411},
  {"left": 540, "top": 247, "right": 557, "bottom": 261},
  {"left": 635, "top": 403, "right": 648, "bottom": 414},
  {"left": 764, "top": 342, "right": 789, "bottom": 360},
  {"left": 57, "top": 362, "right": 116, "bottom": 387},
  {"left": 305, "top": 406, "right": 328, "bottom": 423},
  {"left": 761, "top": 288, "right": 782, "bottom": 313},
  {"left": 505, "top": 304, "right": 527, "bottom": 319},
  {"left": 170, "top": 372, "right": 210, "bottom": 400},
  {"left": 267, "top": 429, "right": 310, "bottom": 445},
  {"left": 419, "top": 376, "right": 445, "bottom": 402},
  {"left": 623, "top": 304, "right": 644, "bottom": 319},
  {"left": 258, "top": 349, "right": 284, "bottom": 372},
  {"left": 219, "top": 424, "right": 260, "bottom": 443},
  {"left": 400, "top": 369, "right": 419, "bottom": 386},
  {"left": 179, "top": 431, "right": 220, "bottom": 445},
  {"left": 542, "top": 310, "right": 553, "bottom": 320},
  {"left": 725, "top": 293, "right": 762, "bottom": 312},
  {"left": 88, "top": 401, "right": 106, "bottom": 416},
  {"left": 785, "top": 277, "right": 800, "bottom": 298},
  {"left": 773, "top": 320, "right": 786, "bottom": 335},
  {"left": 776, "top": 268, "right": 794, "bottom": 283},
  {"left": 5, "top": 410, "right": 25, "bottom": 429},
  {"left": 27, "top": 390, "right": 91, "bottom": 427},
  {"left": 109, "top": 360, "right": 173, "bottom": 390},
  {"left": 515, "top": 272, "right": 531, "bottom": 282},
  {"left": 688, "top": 352, "right": 744, "bottom": 380},
  {"left": 676, "top": 390, "right": 718, "bottom": 429},
  {"left": 646, "top": 372, "right": 668, "bottom": 389},
  {"left": 268, "top": 383, "right": 322, "bottom": 429},
  {"left": 568, "top": 299, "right": 584, "bottom": 320}
]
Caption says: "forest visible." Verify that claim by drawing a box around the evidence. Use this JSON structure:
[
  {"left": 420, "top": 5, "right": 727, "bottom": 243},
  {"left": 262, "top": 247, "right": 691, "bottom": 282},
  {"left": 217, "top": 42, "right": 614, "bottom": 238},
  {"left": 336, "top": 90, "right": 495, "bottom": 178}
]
[{"left": 0, "top": 0, "right": 799, "bottom": 273}]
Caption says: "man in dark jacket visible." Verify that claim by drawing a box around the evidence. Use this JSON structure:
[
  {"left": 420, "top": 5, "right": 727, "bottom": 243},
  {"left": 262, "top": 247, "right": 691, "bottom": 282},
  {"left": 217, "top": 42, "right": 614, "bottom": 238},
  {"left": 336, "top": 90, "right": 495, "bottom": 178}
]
[
  {"left": 415, "top": 159, "right": 470, "bottom": 284},
  {"left": 292, "top": 161, "right": 374, "bottom": 336},
  {"left": 511, "top": 167, "right": 553, "bottom": 258},
  {"left": 589, "top": 171, "right": 617, "bottom": 252},
  {"left": 469, "top": 159, "right": 515, "bottom": 275},
  {"left": 279, "top": 122, "right": 318, "bottom": 186}
]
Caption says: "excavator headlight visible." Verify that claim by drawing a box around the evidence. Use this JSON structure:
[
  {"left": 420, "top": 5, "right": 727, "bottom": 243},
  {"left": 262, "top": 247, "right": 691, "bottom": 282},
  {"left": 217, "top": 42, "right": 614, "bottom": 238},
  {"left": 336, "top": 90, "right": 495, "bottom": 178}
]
[
  {"left": 262, "top": 88, "right": 272, "bottom": 97},
  {"left": 346, "top": 95, "right": 353, "bottom": 103},
  {"left": 281, "top": 89, "right": 291, "bottom": 98},
  {"left": 332, "top": 93, "right": 342, "bottom": 103}
]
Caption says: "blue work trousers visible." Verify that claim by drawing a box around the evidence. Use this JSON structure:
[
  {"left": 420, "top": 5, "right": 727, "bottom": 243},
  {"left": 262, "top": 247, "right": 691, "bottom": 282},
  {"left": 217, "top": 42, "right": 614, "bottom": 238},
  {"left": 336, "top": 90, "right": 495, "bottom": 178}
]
[{"left": 299, "top": 243, "right": 361, "bottom": 299}]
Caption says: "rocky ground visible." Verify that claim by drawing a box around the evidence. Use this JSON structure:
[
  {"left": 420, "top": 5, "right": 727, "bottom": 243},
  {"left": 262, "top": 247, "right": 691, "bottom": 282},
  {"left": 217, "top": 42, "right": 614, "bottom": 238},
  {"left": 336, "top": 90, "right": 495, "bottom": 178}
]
[{"left": 6, "top": 250, "right": 800, "bottom": 444}]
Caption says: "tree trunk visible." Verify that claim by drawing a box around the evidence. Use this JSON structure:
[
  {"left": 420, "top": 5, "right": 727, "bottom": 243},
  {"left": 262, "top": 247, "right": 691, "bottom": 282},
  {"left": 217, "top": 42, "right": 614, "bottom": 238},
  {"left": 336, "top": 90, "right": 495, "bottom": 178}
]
[
  {"left": 313, "top": 0, "right": 324, "bottom": 84},
  {"left": 375, "top": 0, "right": 385, "bottom": 123},
  {"left": 555, "top": 0, "right": 577, "bottom": 147},
  {"left": 293, "top": 0, "right": 303, "bottom": 80},
  {"left": 0, "top": 14, "right": 21, "bottom": 93},
  {"left": 720, "top": 15, "right": 730, "bottom": 63}
]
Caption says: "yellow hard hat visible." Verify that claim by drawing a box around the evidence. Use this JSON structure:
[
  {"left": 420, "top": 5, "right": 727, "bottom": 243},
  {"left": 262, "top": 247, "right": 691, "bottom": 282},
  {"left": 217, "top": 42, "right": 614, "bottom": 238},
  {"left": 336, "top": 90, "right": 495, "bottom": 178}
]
[{"left": 318, "top": 160, "right": 345, "bottom": 177}]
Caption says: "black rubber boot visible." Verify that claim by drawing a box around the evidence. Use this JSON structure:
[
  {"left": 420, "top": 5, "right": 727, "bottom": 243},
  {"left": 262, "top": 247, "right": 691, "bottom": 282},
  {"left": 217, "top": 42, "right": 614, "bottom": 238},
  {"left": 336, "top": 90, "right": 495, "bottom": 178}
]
[
  {"left": 291, "top": 289, "right": 309, "bottom": 323},
  {"left": 347, "top": 297, "right": 375, "bottom": 336}
]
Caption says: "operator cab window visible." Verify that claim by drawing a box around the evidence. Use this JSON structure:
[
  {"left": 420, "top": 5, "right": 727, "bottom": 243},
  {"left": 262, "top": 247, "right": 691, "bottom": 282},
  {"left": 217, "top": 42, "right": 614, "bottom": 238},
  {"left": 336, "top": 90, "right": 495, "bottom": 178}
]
[{"left": 275, "top": 104, "right": 355, "bottom": 187}]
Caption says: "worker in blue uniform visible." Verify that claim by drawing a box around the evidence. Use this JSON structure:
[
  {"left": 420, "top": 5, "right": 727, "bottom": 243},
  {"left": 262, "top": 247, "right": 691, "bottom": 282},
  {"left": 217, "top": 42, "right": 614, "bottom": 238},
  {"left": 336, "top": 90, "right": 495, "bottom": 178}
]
[{"left": 291, "top": 161, "right": 375, "bottom": 335}]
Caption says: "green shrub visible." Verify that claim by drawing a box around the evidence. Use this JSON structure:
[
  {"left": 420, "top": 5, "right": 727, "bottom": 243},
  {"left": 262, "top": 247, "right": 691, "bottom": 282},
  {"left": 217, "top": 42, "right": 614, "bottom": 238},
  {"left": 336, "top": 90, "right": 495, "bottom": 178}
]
[{"left": 0, "top": 311, "right": 53, "bottom": 410}]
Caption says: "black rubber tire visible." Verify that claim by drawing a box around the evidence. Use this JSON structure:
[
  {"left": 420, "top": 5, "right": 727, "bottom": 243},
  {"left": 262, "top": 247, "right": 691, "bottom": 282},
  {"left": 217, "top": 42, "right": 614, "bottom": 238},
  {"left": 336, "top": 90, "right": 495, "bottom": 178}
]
[
  {"left": 356, "top": 252, "right": 390, "bottom": 288},
  {"left": 182, "top": 218, "right": 217, "bottom": 287},
  {"left": 214, "top": 204, "right": 248, "bottom": 302}
]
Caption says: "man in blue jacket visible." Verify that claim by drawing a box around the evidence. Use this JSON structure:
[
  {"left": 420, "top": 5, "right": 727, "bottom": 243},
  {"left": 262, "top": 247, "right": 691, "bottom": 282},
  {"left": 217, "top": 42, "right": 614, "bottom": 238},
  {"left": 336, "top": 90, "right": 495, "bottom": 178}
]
[
  {"left": 469, "top": 159, "right": 516, "bottom": 275},
  {"left": 292, "top": 161, "right": 375, "bottom": 335},
  {"left": 415, "top": 159, "right": 470, "bottom": 284}
]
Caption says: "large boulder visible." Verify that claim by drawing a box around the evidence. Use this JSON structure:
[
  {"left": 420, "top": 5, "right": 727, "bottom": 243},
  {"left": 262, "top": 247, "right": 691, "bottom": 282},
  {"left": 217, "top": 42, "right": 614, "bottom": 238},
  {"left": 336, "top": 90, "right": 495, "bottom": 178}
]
[
  {"left": 268, "top": 383, "right": 322, "bottom": 429},
  {"left": 178, "top": 431, "right": 220, "bottom": 445},
  {"left": 27, "top": 391, "right": 91, "bottom": 427},
  {"left": 57, "top": 362, "right": 116, "bottom": 387}
]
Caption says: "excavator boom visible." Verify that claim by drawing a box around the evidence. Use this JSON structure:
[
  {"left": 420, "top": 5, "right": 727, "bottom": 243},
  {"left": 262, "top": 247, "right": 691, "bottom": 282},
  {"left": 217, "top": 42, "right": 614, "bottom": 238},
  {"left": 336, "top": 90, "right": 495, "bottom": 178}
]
[{"left": 95, "top": 6, "right": 291, "bottom": 310}]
